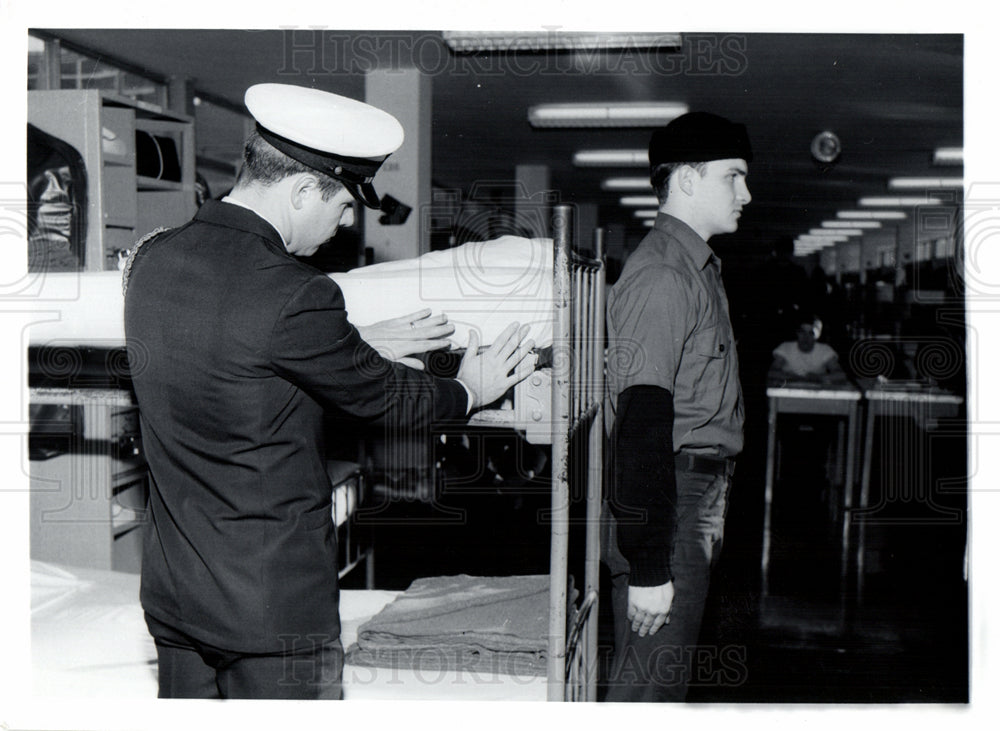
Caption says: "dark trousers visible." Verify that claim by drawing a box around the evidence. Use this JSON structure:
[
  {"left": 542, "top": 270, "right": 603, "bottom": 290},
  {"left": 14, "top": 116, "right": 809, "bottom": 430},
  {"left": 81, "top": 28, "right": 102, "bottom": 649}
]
[
  {"left": 602, "top": 468, "right": 731, "bottom": 702},
  {"left": 145, "top": 613, "right": 343, "bottom": 700}
]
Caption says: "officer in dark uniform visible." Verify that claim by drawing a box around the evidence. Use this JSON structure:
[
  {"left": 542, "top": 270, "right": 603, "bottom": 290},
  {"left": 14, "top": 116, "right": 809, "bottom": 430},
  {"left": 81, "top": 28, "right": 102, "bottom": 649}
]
[
  {"left": 124, "top": 83, "right": 535, "bottom": 699},
  {"left": 603, "top": 112, "right": 752, "bottom": 701}
]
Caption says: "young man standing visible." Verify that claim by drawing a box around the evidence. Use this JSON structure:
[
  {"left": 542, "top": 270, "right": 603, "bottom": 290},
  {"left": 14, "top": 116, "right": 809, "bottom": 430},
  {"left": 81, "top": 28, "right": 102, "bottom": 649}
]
[{"left": 604, "top": 111, "right": 752, "bottom": 701}]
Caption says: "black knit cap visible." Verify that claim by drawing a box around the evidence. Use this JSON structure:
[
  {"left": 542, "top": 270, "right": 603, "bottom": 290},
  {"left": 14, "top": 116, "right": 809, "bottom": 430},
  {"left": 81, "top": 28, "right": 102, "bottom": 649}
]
[{"left": 648, "top": 111, "right": 753, "bottom": 168}]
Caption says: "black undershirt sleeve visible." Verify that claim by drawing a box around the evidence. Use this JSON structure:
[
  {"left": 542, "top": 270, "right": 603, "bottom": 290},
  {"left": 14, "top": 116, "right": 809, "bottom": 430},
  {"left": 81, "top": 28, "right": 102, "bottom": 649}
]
[{"left": 609, "top": 384, "right": 677, "bottom": 586}]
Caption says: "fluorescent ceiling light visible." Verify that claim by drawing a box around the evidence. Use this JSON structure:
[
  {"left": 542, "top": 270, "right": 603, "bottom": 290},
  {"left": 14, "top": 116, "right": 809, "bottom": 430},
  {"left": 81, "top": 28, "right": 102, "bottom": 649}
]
[
  {"left": 837, "top": 210, "right": 907, "bottom": 220},
  {"left": 442, "top": 31, "right": 682, "bottom": 53},
  {"left": 643, "top": 219, "right": 655, "bottom": 227},
  {"left": 810, "top": 228, "right": 863, "bottom": 237},
  {"left": 887, "top": 177, "right": 963, "bottom": 190},
  {"left": 529, "top": 102, "right": 689, "bottom": 128},
  {"left": 795, "top": 241, "right": 834, "bottom": 251},
  {"left": 573, "top": 149, "right": 649, "bottom": 167},
  {"left": 933, "top": 147, "right": 963, "bottom": 165},
  {"left": 620, "top": 195, "right": 660, "bottom": 207},
  {"left": 797, "top": 235, "right": 847, "bottom": 244},
  {"left": 603, "top": 177, "right": 652, "bottom": 191},
  {"left": 798, "top": 234, "right": 848, "bottom": 242},
  {"left": 859, "top": 197, "right": 945, "bottom": 207},
  {"left": 821, "top": 221, "right": 882, "bottom": 229},
  {"left": 633, "top": 209, "right": 659, "bottom": 218}
]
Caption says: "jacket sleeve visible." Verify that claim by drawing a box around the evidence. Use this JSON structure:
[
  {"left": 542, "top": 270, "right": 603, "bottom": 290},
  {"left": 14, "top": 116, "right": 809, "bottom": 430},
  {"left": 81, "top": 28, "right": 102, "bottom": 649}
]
[
  {"left": 609, "top": 384, "right": 677, "bottom": 586},
  {"left": 269, "top": 274, "right": 468, "bottom": 426}
]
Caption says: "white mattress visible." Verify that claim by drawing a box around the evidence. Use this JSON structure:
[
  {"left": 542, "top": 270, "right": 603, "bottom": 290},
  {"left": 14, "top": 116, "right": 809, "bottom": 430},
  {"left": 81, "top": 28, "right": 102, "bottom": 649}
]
[
  {"left": 30, "top": 561, "right": 546, "bottom": 701},
  {"left": 331, "top": 236, "right": 554, "bottom": 348},
  {"left": 28, "top": 237, "right": 554, "bottom": 350}
]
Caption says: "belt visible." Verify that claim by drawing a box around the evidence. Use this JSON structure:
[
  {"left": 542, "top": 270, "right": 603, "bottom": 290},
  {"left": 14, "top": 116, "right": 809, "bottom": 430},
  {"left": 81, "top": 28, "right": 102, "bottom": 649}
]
[{"left": 675, "top": 451, "right": 735, "bottom": 477}]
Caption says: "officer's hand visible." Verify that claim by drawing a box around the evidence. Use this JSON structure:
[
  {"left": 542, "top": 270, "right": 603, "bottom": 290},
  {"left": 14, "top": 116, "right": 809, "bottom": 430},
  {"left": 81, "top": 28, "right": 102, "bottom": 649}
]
[
  {"left": 627, "top": 581, "right": 674, "bottom": 637},
  {"left": 457, "top": 322, "right": 536, "bottom": 410},
  {"left": 356, "top": 308, "right": 455, "bottom": 370}
]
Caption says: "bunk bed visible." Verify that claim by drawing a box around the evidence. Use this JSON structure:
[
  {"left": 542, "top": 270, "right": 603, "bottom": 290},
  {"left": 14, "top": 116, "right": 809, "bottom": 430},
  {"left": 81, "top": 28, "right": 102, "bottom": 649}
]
[
  {"left": 29, "top": 205, "right": 606, "bottom": 701},
  {"left": 329, "top": 204, "right": 605, "bottom": 699}
]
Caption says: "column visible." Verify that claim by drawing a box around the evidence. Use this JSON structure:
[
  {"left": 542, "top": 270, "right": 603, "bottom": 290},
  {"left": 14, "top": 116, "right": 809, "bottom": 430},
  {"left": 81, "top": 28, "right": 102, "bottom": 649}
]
[
  {"left": 515, "top": 164, "right": 552, "bottom": 239},
  {"left": 364, "top": 67, "right": 432, "bottom": 262}
]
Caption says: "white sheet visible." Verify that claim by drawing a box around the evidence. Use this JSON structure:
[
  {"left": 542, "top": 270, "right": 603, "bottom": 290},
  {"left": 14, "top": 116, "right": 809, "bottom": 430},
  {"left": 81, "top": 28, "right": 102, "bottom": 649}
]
[
  {"left": 331, "top": 236, "right": 554, "bottom": 349},
  {"left": 27, "top": 237, "right": 555, "bottom": 350},
  {"left": 30, "top": 561, "right": 546, "bottom": 701}
]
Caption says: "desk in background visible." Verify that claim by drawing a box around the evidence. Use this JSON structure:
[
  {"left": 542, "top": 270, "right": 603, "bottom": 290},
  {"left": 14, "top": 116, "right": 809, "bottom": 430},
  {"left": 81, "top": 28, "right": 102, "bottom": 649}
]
[
  {"left": 760, "top": 380, "right": 863, "bottom": 627},
  {"left": 855, "top": 380, "right": 964, "bottom": 601}
]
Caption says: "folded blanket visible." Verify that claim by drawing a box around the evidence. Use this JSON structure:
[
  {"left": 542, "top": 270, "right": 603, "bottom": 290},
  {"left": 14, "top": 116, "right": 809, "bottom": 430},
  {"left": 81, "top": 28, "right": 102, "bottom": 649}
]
[{"left": 347, "top": 574, "right": 550, "bottom": 677}]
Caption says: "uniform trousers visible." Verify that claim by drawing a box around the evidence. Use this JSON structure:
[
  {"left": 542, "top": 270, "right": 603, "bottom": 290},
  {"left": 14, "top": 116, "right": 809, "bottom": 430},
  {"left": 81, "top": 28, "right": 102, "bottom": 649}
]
[
  {"left": 145, "top": 612, "right": 343, "bottom": 699},
  {"left": 602, "top": 466, "right": 731, "bottom": 702}
]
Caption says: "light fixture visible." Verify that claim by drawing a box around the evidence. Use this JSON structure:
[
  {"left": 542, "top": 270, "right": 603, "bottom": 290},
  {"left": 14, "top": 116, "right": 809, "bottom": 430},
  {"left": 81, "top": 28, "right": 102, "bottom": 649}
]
[
  {"left": 798, "top": 234, "right": 849, "bottom": 241},
  {"left": 528, "top": 102, "right": 689, "bottom": 128},
  {"left": 602, "top": 177, "right": 652, "bottom": 191},
  {"left": 836, "top": 210, "right": 907, "bottom": 220},
  {"left": 633, "top": 209, "right": 659, "bottom": 219},
  {"left": 573, "top": 149, "right": 649, "bottom": 167},
  {"left": 810, "top": 131, "right": 842, "bottom": 164},
  {"left": 933, "top": 147, "right": 963, "bottom": 166},
  {"left": 810, "top": 228, "right": 863, "bottom": 237},
  {"left": 859, "top": 197, "right": 945, "bottom": 207},
  {"left": 797, "top": 235, "right": 848, "bottom": 244},
  {"left": 442, "top": 31, "right": 682, "bottom": 53},
  {"left": 795, "top": 240, "right": 836, "bottom": 252},
  {"left": 620, "top": 195, "right": 660, "bottom": 207},
  {"left": 643, "top": 219, "right": 656, "bottom": 227},
  {"left": 821, "top": 221, "right": 882, "bottom": 229},
  {"left": 887, "top": 177, "right": 963, "bottom": 190}
]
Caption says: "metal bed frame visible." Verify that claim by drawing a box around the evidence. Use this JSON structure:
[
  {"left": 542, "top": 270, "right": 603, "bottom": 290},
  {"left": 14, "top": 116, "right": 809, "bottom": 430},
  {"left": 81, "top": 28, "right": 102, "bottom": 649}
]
[
  {"left": 357, "top": 204, "right": 607, "bottom": 700},
  {"left": 467, "top": 204, "right": 605, "bottom": 700},
  {"left": 544, "top": 205, "right": 606, "bottom": 701}
]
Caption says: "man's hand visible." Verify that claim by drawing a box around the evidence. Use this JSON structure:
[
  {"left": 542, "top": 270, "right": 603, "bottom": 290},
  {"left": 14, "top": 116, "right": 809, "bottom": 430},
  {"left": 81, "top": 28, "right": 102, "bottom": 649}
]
[
  {"left": 457, "top": 322, "right": 536, "bottom": 409},
  {"left": 356, "top": 308, "right": 455, "bottom": 370},
  {"left": 627, "top": 581, "right": 674, "bottom": 637}
]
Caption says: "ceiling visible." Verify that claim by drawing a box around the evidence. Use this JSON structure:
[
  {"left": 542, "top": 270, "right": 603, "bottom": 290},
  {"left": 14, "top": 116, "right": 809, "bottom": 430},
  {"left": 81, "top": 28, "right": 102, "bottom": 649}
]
[{"left": 39, "top": 29, "right": 964, "bottom": 258}]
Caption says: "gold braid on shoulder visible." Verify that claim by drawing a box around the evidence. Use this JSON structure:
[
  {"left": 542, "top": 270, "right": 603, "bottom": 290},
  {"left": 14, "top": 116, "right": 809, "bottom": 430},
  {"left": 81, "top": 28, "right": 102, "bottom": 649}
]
[{"left": 121, "top": 227, "right": 170, "bottom": 298}]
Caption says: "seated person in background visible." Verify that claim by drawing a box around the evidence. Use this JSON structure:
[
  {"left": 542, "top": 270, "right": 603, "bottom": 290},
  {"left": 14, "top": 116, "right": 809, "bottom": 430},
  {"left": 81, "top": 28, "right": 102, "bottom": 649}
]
[{"left": 769, "top": 315, "right": 846, "bottom": 383}]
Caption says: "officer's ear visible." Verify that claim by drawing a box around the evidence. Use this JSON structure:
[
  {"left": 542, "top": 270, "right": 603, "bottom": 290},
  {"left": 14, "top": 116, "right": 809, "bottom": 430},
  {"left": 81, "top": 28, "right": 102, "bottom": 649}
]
[{"left": 289, "top": 173, "right": 321, "bottom": 210}]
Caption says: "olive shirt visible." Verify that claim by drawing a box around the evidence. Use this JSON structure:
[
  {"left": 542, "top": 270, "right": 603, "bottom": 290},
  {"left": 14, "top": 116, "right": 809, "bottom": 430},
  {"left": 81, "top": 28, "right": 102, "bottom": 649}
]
[{"left": 605, "top": 212, "right": 744, "bottom": 584}]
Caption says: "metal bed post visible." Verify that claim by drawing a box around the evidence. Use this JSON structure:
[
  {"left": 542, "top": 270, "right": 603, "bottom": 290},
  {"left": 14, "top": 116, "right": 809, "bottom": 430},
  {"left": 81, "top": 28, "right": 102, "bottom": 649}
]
[
  {"left": 547, "top": 204, "right": 572, "bottom": 701},
  {"left": 583, "top": 227, "right": 606, "bottom": 701}
]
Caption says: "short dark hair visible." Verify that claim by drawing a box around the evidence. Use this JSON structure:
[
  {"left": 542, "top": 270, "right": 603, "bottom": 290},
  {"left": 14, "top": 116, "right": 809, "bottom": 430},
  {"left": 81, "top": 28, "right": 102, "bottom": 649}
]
[
  {"left": 234, "top": 131, "right": 345, "bottom": 200},
  {"left": 651, "top": 161, "right": 707, "bottom": 204}
]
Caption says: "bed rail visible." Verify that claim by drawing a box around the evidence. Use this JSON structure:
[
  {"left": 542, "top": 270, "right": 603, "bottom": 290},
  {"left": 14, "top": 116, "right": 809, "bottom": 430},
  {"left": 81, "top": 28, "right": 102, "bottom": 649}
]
[{"left": 547, "top": 207, "right": 605, "bottom": 701}]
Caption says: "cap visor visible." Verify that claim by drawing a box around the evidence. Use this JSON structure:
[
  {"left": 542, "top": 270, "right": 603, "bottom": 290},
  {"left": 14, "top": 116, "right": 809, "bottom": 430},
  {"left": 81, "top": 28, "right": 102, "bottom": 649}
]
[{"left": 347, "top": 182, "right": 381, "bottom": 210}]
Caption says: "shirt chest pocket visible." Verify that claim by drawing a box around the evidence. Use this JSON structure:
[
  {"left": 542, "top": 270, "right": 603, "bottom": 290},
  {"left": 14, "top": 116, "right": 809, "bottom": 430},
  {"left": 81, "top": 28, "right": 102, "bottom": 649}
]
[
  {"left": 688, "top": 326, "right": 731, "bottom": 394},
  {"left": 691, "top": 327, "right": 729, "bottom": 359}
]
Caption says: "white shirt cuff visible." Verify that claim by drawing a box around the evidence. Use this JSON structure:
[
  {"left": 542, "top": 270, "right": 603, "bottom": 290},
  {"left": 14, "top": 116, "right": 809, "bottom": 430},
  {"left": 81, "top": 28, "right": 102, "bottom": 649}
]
[{"left": 455, "top": 379, "right": 475, "bottom": 414}]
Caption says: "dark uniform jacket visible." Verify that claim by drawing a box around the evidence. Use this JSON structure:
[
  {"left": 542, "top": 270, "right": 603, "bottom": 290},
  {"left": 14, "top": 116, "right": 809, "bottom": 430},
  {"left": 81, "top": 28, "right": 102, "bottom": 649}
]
[{"left": 124, "top": 200, "right": 468, "bottom": 653}]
